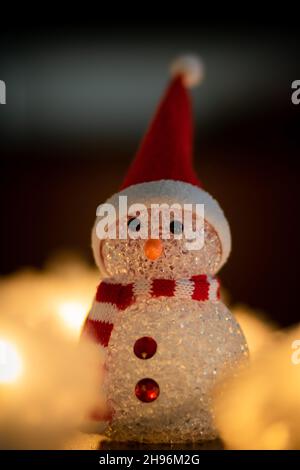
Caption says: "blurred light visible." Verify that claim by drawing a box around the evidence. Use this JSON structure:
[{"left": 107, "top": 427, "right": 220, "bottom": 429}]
[
  {"left": 0, "top": 339, "right": 23, "bottom": 384},
  {"left": 259, "top": 421, "right": 290, "bottom": 450},
  {"left": 57, "top": 300, "right": 88, "bottom": 336},
  {"left": 233, "top": 304, "right": 276, "bottom": 354},
  {"left": 215, "top": 325, "right": 300, "bottom": 450}
]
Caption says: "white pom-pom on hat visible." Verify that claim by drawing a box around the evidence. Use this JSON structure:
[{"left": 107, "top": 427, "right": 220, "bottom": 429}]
[{"left": 170, "top": 54, "right": 204, "bottom": 88}]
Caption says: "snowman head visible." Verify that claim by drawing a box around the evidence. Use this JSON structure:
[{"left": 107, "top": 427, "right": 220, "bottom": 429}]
[
  {"left": 92, "top": 57, "right": 231, "bottom": 279},
  {"left": 92, "top": 180, "right": 230, "bottom": 280}
]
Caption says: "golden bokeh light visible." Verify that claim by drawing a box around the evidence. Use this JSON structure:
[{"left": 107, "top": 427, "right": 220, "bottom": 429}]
[
  {"left": 0, "top": 338, "right": 23, "bottom": 384},
  {"left": 215, "top": 324, "right": 300, "bottom": 450},
  {"left": 56, "top": 300, "right": 90, "bottom": 337}
]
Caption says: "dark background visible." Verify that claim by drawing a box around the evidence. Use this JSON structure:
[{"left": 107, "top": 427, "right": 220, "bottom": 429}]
[{"left": 0, "top": 19, "right": 299, "bottom": 327}]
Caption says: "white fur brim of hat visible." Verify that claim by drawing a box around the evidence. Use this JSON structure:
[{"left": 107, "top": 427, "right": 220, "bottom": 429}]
[{"left": 92, "top": 180, "right": 231, "bottom": 275}]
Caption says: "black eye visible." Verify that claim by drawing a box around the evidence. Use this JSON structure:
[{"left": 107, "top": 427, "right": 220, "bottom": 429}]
[
  {"left": 170, "top": 220, "right": 183, "bottom": 235},
  {"left": 128, "top": 217, "right": 141, "bottom": 232}
]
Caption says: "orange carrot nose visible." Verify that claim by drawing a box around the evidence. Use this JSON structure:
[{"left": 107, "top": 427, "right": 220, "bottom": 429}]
[{"left": 144, "top": 239, "right": 163, "bottom": 261}]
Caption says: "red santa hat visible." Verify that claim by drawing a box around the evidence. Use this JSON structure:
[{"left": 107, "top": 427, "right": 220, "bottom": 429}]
[{"left": 93, "top": 55, "right": 231, "bottom": 271}]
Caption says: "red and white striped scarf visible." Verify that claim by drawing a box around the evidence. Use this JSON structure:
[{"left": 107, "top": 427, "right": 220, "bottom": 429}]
[{"left": 83, "top": 275, "right": 220, "bottom": 348}]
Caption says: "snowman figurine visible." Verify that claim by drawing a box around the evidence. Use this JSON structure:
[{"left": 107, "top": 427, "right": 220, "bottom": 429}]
[{"left": 83, "top": 56, "right": 248, "bottom": 443}]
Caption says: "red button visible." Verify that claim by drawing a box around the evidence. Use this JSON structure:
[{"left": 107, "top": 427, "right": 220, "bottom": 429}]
[
  {"left": 134, "top": 336, "right": 157, "bottom": 359},
  {"left": 135, "top": 378, "right": 160, "bottom": 403}
]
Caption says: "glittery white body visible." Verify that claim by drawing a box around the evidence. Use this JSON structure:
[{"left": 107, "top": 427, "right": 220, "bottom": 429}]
[
  {"left": 102, "top": 297, "right": 247, "bottom": 443},
  {"left": 90, "top": 217, "right": 248, "bottom": 442}
]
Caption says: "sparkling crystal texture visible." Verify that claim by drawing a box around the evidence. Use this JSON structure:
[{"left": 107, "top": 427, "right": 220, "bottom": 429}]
[
  {"left": 102, "top": 220, "right": 222, "bottom": 280},
  {"left": 104, "top": 298, "right": 248, "bottom": 443}
]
